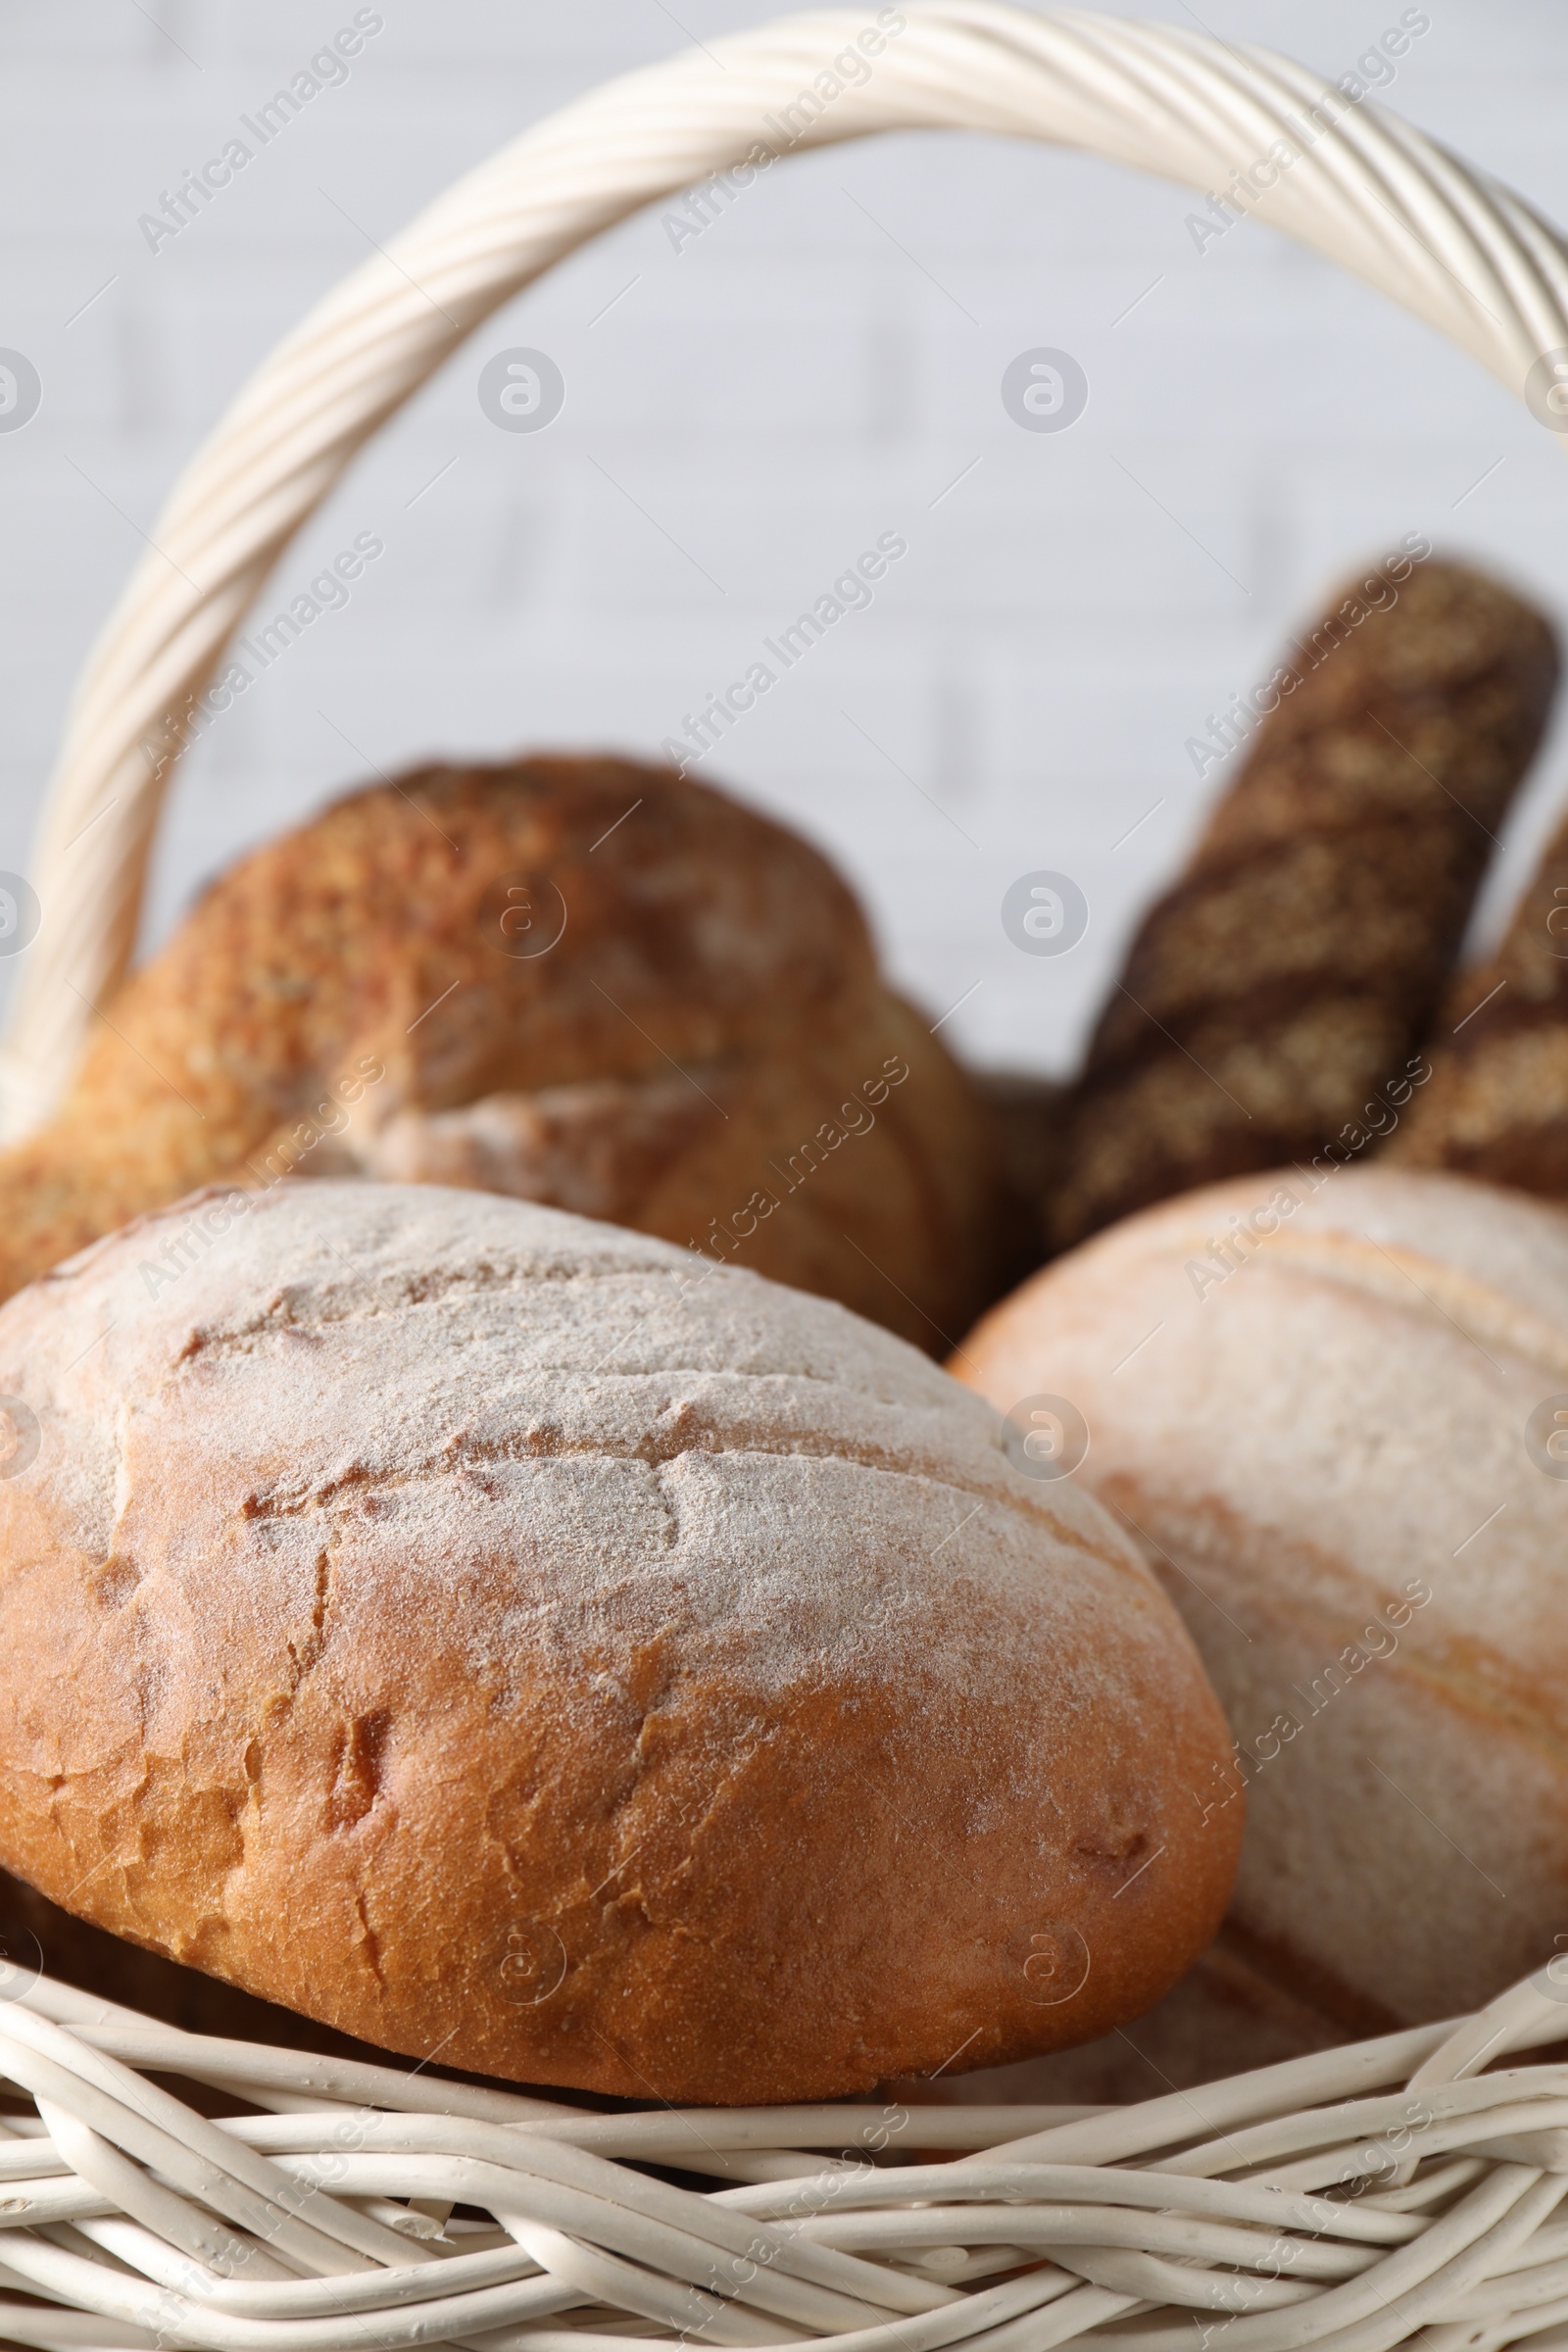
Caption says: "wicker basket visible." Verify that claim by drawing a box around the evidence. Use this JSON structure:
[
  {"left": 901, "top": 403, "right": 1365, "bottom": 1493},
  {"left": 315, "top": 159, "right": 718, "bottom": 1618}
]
[
  {"left": 4, "top": 0, "right": 1568, "bottom": 1141},
  {"left": 2, "top": 10, "right": 1568, "bottom": 2349}
]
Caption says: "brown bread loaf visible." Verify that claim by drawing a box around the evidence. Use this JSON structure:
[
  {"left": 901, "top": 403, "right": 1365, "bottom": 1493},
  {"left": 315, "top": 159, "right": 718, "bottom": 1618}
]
[
  {"left": 0, "top": 754, "right": 1001, "bottom": 1349},
  {"left": 1392, "top": 806, "right": 1568, "bottom": 1191},
  {"left": 956, "top": 1163, "right": 1568, "bottom": 2033},
  {"left": 975, "top": 1069, "right": 1069, "bottom": 1287},
  {"left": 890, "top": 1926, "right": 1345, "bottom": 2109},
  {"left": 1049, "top": 555, "right": 1557, "bottom": 1250},
  {"left": 1, "top": 1846, "right": 1333, "bottom": 2108},
  {"left": 0, "top": 1179, "right": 1241, "bottom": 2102}
]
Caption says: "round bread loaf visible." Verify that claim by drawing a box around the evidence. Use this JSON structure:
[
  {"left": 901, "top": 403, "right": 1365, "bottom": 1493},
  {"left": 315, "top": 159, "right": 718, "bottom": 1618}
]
[
  {"left": 956, "top": 1165, "right": 1568, "bottom": 2034},
  {"left": 0, "top": 1180, "right": 1238, "bottom": 2101},
  {"left": 0, "top": 755, "right": 1002, "bottom": 1350}
]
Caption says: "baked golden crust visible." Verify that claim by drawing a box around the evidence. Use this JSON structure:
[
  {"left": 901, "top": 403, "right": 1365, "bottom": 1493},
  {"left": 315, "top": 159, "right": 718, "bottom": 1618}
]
[
  {"left": 889, "top": 1922, "right": 1346, "bottom": 2109},
  {"left": 1049, "top": 561, "right": 1557, "bottom": 1250},
  {"left": 0, "top": 1180, "right": 1240, "bottom": 2103},
  {"left": 0, "top": 755, "right": 1001, "bottom": 1349},
  {"left": 0, "top": 1864, "right": 393, "bottom": 2065},
  {"left": 956, "top": 1165, "right": 1568, "bottom": 2026}
]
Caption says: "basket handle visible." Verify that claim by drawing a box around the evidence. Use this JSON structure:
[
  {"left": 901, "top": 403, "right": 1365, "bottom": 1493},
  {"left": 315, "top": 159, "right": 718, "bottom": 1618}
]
[{"left": 5, "top": 0, "right": 1565, "bottom": 1141}]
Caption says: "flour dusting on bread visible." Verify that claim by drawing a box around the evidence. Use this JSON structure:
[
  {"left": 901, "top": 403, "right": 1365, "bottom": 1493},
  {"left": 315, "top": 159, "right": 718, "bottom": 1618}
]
[{"left": 0, "top": 1180, "right": 1239, "bottom": 2101}]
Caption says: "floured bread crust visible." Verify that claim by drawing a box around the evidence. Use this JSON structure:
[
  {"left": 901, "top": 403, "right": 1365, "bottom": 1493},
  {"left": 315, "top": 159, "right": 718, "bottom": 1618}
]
[
  {"left": 0, "top": 756, "right": 1002, "bottom": 1349},
  {"left": 0, "top": 1181, "right": 1238, "bottom": 2102},
  {"left": 956, "top": 1164, "right": 1568, "bottom": 2028}
]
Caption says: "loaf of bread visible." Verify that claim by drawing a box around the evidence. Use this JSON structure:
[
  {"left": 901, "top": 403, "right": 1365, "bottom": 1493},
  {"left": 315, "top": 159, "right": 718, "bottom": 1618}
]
[
  {"left": 975, "top": 1070, "right": 1070, "bottom": 1289},
  {"left": 0, "top": 755, "right": 1001, "bottom": 1350},
  {"left": 0, "top": 1861, "right": 383, "bottom": 2060},
  {"left": 1393, "top": 805, "right": 1568, "bottom": 1191},
  {"left": 956, "top": 1165, "right": 1568, "bottom": 2032},
  {"left": 892, "top": 1925, "right": 1344, "bottom": 2109},
  {"left": 1049, "top": 558, "right": 1558, "bottom": 1250},
  {"left": 0, "top": 1179, "right": 1239, "bottom": 2101}
]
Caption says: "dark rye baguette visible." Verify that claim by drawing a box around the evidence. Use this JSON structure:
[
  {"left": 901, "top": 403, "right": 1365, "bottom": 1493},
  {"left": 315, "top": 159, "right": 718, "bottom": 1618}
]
[
  {"left": 1048, "top": 552, "right": 1558, "bottom": 1251},
  {"left": 1390, "top": 806, "right": 1568, "bottom": 1192}
]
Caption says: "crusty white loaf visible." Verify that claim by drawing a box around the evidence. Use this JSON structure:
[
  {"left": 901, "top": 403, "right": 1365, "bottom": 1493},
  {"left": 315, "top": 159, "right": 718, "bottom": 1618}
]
[
  {"left": 956, "top": 1165, "right": 1568, "bottom": 2033},
  {"left": 0, "top": 1179, "right": 1239, "bottom": 2102}
]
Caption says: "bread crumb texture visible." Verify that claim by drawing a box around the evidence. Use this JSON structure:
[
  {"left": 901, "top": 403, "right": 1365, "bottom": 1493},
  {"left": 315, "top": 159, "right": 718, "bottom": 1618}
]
[{"left": 0, "top": 1182, "right": 1236, "bottom": 2101}]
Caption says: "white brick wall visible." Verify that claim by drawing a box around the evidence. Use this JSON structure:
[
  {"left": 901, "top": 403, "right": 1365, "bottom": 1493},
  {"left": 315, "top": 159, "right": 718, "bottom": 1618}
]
[{"left": 4, "top": 0, "right": 1568, "bottom": 1077}]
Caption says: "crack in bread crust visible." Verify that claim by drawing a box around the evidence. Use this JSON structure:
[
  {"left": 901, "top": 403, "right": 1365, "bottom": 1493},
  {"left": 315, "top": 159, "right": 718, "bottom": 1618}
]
[
  {"left": 1148, "top": 1221, "right": 1568, "bottom": 1387},
  {"left": 0, "top": 1179, "right": 1241, "bottom": 2103}
]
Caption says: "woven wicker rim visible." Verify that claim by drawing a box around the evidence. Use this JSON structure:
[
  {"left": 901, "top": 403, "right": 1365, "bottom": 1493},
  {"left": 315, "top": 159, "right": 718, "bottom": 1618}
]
[{"left": 0, "top": 1956, "right": 1559, "bottom": 2352}]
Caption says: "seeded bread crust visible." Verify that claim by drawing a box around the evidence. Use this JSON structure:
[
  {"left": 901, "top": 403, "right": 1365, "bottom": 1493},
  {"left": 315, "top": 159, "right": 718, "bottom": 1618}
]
[
  {"left": 0, "top": 755, "right": 1002, "bottom": 1350},
  {"left": 1393, "top": 806, "right": 1568, "bottom": 1193},
  {"left": 1049, "top": 563, "right": 1557, "bottom": 1250}
]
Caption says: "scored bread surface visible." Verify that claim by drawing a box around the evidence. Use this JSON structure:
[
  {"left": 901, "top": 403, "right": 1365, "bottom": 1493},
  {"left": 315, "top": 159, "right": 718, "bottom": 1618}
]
[
  {"left": 0, "top": 1180, "right": 1238, "bottom": 2101},
  {"left": 1049, "top": 561, "right": 1557, "bottom": 1248},
  {"left": 957, "top": 1164, "right": 1568, "bottom": 2030}
]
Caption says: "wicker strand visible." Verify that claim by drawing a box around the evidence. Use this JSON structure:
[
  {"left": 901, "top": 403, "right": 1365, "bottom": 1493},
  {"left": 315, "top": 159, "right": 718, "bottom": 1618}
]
[{"left": 0, "top": 1962, "right": 1551, "bottom": 2352}]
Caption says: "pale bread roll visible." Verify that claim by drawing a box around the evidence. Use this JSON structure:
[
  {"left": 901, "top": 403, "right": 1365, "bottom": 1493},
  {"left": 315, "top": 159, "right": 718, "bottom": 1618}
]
[
  {"left": 0, "top": 1179, "right": 1238, "bottom": 2102},
  {"left": 956, "top": 1166, "right": 1568, "bottom": 2032}
]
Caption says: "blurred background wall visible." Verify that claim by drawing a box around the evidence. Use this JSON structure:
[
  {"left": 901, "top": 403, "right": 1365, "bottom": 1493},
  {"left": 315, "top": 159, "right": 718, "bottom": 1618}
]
[{"left": 2, "top": 0, "right": 1566, "bottom": 1076}]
